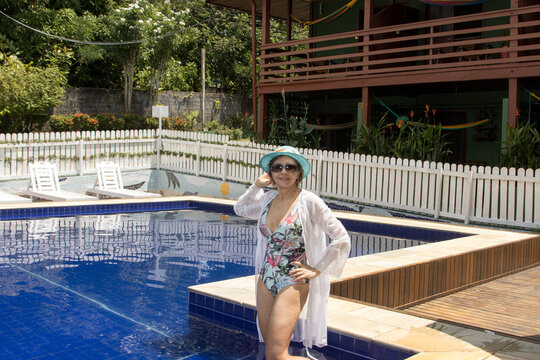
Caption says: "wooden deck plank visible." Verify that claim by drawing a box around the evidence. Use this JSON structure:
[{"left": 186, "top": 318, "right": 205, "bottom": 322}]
[{"left": 405, "top": 265, "right": 540, "bottom": 342}]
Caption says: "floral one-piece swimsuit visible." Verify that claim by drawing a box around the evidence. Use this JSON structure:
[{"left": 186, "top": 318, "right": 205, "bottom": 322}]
[{"left": 259, "top": 201, "right": 307, "bottom": 297}]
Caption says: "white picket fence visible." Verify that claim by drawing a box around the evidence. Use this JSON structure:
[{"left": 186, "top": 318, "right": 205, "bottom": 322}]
[{"left": 1, "top": 130, "right": 538, "bottom": 229}]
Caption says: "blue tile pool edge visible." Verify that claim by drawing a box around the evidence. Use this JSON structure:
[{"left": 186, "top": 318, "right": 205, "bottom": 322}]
[
  {"left": 187, "top": 290, "right": 416, "bottom": 360},
  {"left": 0, "top": 199, "right": 470, "bottom": 242}
]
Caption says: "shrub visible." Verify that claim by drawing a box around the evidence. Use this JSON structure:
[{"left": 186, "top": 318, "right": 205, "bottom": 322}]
[
  {"left": 224, "top": 114, "right": 243, "bottom": 129},
  {"left": 165, "top": 111, "right": 198, "bottom": 131},
  {"left": 71, "top": 113, "right": 98, "bottom": 131},
  {"left": 165, "top": 116, "right": 190, "bottom": 131},
  {"left": 267, "top": 92, "right": 319, "bottom": 149},
  {"left": 49, "top": 115, "right": 73, "bottom": 132},
  {"left": 205, "top": 119, "right": 220, "bottom": 131},
  {"left": 216, "top": 127, "right": 244, "bottom": 140},
  {"left": 350, "top": 109, "right": 451, "bottom": 163},
  {"left": 500, "top": 121, "right": 540, "bottom": 169},
  {"left": 93, "top": 113, "right": 123, "bottom": 131},
  {"left": 183, "top": 110, "right": 199, "bottom": 130},
  {"left": 145, "top": 116, "right": 159, "bottom": 129},
  {"left": 0, "top": 54, "right": 67, "bottom": 132},
  {"left": 121, "top": 113, "right": 145, "bottom": 129}
]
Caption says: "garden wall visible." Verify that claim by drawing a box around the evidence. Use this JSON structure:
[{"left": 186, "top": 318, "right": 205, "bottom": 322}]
[{"left": 52, "top": 87, "right": 251, "bottom": 125}]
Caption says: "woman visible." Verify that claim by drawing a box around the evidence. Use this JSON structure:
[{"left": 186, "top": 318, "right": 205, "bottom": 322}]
[{"left": 234, "top": 146, "right": 351, "bottom": 360}]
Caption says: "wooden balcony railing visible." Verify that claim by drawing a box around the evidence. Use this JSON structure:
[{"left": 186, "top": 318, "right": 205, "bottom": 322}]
[{"left": 259, "top": 5, "right": 540, "bottom": 89}]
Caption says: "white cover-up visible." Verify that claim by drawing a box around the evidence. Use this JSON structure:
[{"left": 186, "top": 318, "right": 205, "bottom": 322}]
[{"left": 234, "top": 184, "right": 351, "bottom": 348}]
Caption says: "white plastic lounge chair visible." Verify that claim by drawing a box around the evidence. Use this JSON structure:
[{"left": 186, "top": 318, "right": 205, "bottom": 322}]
[
  {"left": 89, "top": 161, "right": 161, "bottom": 199},
  {"left": 23, "top": 162, "right": 97, "bottom": 202},
  {"left": 0, "top": 190, "right": 31, "bottom": 204}
]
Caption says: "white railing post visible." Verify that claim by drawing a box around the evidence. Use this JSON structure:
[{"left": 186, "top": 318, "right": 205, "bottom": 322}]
[
  {"left": 222, "top": 144, "right": 228, "bottom": 181},
  {"left": 434, "top": 166, "right": 443, "bottom": 219},
  {"left": 463, "top": 171, "right": 475, "bottom": 224},
  {"left": 77, "top": 139, "right": 84, "bottom": 175},
  {"left": 316, "top": 151, "right": 323, "bottom": 196},
  {"left": 156, "top": 135, "right": 161, "bottom": 170},
  {"left": 196, "top": 140, "right": 201, "bottom": 177}
]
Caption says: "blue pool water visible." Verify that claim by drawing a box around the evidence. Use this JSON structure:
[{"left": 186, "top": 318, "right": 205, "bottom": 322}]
[{"left": 0, "top": 206, "right": 447, "bottom": 360}]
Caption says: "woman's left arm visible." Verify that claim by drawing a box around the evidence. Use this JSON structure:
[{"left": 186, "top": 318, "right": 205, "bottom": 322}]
[{"left": 309, "top": 194, "right": 351, "bottom": 278}]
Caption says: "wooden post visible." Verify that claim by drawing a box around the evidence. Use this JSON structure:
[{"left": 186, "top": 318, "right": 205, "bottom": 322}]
[
  {"left": 258, "top": 0, "right": 271, "bottom": 140},
  {"left": 361, "top": 87, "right": 372, "bottom": 126},
  {"left": 250, "top": 0, "right": 258, "bottom": 139},
  {"left": 508, "top": 78, "right": 519, "bottom": 128},
  {"left": 363, "top": 0, "right": 373, "bottom": 71}
]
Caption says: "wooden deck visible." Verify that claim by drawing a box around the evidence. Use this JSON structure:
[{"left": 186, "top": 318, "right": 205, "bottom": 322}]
[{"left": 404, "top": 265, "right": 540, "bottom": 343}]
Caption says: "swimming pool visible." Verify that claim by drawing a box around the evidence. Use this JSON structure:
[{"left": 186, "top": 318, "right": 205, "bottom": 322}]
[
  {"left": 0, "top": 206, "right": 435, "bottom": 360},
  {"left": 0, "top": 199, "right": 471, "bottom": 360}
]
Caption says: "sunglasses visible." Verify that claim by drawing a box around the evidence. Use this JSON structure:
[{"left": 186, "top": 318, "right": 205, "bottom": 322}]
[{"left": 270, "top": 164, "right": 299, "bottom": 173}]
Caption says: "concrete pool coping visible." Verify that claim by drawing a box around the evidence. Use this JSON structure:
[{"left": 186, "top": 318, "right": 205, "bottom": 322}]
[{"left": 2, "top": 195, "right": 539, "bottom": 359}]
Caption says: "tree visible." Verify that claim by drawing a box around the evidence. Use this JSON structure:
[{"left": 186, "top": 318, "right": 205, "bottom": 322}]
[
  {"left": 0, "top": 54, "right": 67, "bottom": 132},
  {"left": 137, "top": 3, "right": 187, "bottom": 104},
  {"left": 99, "top": 1, "right": 148, "bottom": 112}
]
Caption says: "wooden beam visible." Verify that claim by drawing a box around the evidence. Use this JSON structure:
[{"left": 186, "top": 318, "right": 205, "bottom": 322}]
[
  {"left": 256, "top": 63, "right": 540, "bottom": 94},
  {"left": 261, "top": 0, "right": 270, "bottom": 45},
  {"left": 286, "top": 0, "right": 292, "bottom": 41},
  {"left": 363, "top": 0, "right": 373, "bottom": 72},
  {"left": 259, "top": 94, "right": 268, "bottom": 139},
  {"left": 362, "top": 87, "right": 372, "bottom": 126}
]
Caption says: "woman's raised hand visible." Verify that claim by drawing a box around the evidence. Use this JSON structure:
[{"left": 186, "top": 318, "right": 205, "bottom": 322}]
[{"left": 254, "top": 173, "right": 273, "bottom": 188}]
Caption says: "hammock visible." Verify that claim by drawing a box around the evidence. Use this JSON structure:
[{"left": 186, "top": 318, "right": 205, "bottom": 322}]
[
  {"left": 374, "top": 95, "right": 492, "bottom": 130},
  {"left": 521, "top": 85, "right": 540, "bottom": 102},
  {"left": 397, "top": 117, "right": 491, "bottom": 129},
  {"left": 292, "top": 0, "right": 358, "bottom": 28},
  {"left": 309, "top": 121, "right": 358, "bottom": 130}
]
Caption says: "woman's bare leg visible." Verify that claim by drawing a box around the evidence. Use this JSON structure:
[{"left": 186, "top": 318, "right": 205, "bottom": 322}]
[
  {"left": 263, "top": 283, "right": 309, "bottom": 360},
  {"left": 256, "top": 277, "right": 275, "bottom": 342}
]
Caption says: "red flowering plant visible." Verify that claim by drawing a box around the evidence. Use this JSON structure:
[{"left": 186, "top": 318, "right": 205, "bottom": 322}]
[
  {"left": 71, "top": 113, "right": 98, "bottom": 131},
  {"left": 165, "top": 113, "right": 196, "bottom": 131},
  {"left": 144, "top": 116, "right": 159, "bottom": 129},
  {"left": 93, "top": 113, "right": 124, "bottom": 131},
  {"left": 48, "top": 115, "right": 73, "bottom": 132}
]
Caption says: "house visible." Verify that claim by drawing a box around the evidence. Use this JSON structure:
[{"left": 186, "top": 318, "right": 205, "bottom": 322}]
[{"left": 207, "top": 0, "right": 540, "bottom": 166}]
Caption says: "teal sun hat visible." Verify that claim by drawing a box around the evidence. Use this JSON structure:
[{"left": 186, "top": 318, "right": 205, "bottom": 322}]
[{"left": 259, "top": 146, "right": 311, "bottom": 178}]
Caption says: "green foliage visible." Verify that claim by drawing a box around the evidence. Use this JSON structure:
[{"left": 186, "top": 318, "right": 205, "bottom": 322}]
[
  {"left": 71, "top": 113, "right": 98, "bottom": 131},
  {"left": 145, "top": 111, "right": 198, "bottom": 131},
  {"left": 0, "top": 0, "right": 307, "bottom": 99},
  {"left": 49, "top": 112, "right": 114, "bottom": 132},
  {"left": 144, "top": 116, "right": 159, "bottom": 129},
  {"left": 500, "top": 122, "right": 540, "bottom": 169},
  {"left": 215, "top": 127, "right": 244, "bottom": 140},
  {"left": 0, "top": 54, "right": 67, "bottom": 132},
  {"left": 205, "top": 120, "right": 220, "bottom": 131},
  {"left": 49, "top": 115, "right": 73, "bottom": 132},
  {"left": 121, "top": 112, "right": 146, "bottom": 129},
  {"left": 224, "top": 114, "right": 245, "bottom": 129},
  {"left": 165, "top": 115, "right": 197, "bottom": 131},
  {"left": 351, "top": 112, "right": 452, "bottom": 163},
  {"left": 92, "top": 112, "right": 123, "bottom": 130},
  {"left": 267, "top": 92, "right": 320, "bottom": 149}
]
